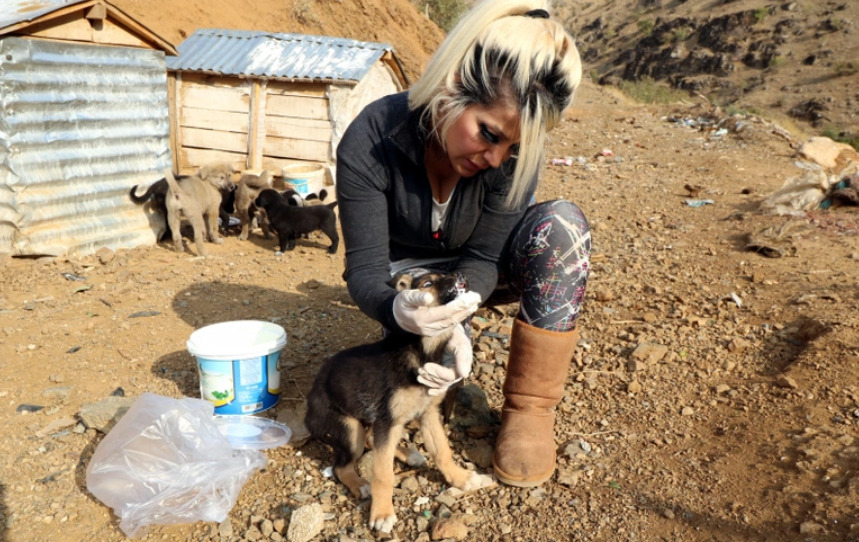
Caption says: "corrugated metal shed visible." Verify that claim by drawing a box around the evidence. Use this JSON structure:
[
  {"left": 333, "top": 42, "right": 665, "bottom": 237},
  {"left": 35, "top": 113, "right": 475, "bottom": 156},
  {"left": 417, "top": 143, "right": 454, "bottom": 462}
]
[
  {"left": 0, "top": 0, "right": 177, "bottom": 257},
  {"left": 166, "top": 28, "right": 407, "bottom": 87}
]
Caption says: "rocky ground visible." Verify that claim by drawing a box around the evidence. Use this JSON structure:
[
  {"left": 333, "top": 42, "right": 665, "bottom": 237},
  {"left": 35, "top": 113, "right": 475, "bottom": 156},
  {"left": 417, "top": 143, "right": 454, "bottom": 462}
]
[{"left": 2, "top": 81, "right": 859, "bottom": 542}]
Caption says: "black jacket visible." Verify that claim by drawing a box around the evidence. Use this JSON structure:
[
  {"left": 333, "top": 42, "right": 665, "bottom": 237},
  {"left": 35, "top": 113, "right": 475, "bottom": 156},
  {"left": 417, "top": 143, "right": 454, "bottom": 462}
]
[{"left": 336, "top": 92, "right": 535, "bottom": 332}]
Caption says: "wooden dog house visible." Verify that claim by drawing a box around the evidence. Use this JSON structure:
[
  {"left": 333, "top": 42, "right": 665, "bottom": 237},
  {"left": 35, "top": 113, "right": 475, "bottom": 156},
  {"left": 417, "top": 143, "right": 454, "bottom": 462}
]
[
  {"left": 166, "top": 29, "right": 408, "bottom": 180},
  {"left": 0, "top": 0, "right": 177, "bottom": 256}
]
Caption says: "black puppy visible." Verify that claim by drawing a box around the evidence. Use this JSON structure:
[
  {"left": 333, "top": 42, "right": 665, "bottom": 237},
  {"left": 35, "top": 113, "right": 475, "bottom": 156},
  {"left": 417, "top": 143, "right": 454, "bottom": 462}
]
[
  {"left": 129, "top": 179, "right": 170, "bottom": 241},
  {"left": 305, "top": 272, "right": 492, "bottom": 533},
  {"left": 254, "top": 188, "right": 339, "bottom": 254}
]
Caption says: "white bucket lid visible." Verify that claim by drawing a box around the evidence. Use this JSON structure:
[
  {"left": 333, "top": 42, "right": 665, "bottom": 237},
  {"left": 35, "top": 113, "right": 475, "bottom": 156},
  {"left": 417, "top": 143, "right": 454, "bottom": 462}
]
[
  {"left": 213, "top": 415, "right": 292, "bottom": 450},
  {"left": 187, "top": 320, "right": 286, "bottom": 360}
]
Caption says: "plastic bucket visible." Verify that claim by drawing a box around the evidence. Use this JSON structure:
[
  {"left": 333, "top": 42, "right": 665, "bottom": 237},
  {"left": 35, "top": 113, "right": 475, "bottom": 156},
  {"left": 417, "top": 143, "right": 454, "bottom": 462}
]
[
  {"left": 282, "top": 163, "right": 326, "bottom": 198},
  {"left": 187, "top": 320, "right": 287, "bottom": 415}
]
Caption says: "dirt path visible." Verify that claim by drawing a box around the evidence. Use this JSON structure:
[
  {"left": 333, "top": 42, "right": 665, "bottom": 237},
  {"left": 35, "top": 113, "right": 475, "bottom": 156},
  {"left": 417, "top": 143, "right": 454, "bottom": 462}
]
[{"left": 1, "top": 81, "right": 858, "bottom": 542}]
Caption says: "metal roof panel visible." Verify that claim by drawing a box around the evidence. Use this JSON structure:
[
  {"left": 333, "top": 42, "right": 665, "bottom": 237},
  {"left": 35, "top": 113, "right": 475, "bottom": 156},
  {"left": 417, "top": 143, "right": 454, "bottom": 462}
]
[{"left": 166, "top": 28, "right": 393, "bottom": 83}]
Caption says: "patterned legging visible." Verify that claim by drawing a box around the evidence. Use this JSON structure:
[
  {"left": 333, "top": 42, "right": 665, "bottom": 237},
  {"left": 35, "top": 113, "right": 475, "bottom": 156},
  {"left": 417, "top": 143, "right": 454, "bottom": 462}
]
[{"left": 500, "top": 199, "right": 590, "bottom": 332}]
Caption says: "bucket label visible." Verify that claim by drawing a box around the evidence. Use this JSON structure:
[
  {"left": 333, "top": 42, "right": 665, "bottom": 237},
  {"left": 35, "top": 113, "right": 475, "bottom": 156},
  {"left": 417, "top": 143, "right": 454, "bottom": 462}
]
[
  {"left": 288, "top": 179, "right": 310, "bottom": 196},
  {"left": 198, "top": 352, "right": 281, "bottom": 415}
]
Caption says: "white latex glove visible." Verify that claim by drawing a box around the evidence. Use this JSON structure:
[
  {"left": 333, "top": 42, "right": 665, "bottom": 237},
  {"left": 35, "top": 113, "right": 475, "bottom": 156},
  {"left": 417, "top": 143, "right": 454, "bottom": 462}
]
[
  {"left": 392, "top": 289, "right": 481, "bottom": 337},
  {"left": 417, "top": 325, "right": 473, "bottom": 396}
]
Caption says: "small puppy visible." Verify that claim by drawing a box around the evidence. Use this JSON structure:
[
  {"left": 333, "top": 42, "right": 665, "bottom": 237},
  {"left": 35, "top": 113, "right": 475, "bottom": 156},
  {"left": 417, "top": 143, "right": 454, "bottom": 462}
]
[
  {"left": 130, "top": 164, "right": 234, "bottom": 241},
  {"left": 254, "top": 188, "right": 339, "bottom": 254},
  {"left": 162, "top": 167, "right": 235, "bottom": 256},
  {"left": 305, "top": 272, "right": 493, "bottom": 533},
  {"left": 283, "top": 188, "right": 331, "bottom": 207},
  {"left": 234, "top": 169, "right": 273, "bottom": 240}
]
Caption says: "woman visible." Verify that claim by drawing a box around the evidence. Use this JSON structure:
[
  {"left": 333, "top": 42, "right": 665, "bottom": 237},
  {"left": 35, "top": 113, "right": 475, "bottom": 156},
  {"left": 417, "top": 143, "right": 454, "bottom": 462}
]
[{"left": 335, "top": 0, "right": 590, "bottom": 488}]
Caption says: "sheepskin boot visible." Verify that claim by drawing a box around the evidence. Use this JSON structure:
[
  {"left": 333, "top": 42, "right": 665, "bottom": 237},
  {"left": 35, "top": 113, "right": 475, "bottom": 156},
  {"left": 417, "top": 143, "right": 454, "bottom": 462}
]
[{"left": 492, "top": 318, "right": 579, "bottom": 487}]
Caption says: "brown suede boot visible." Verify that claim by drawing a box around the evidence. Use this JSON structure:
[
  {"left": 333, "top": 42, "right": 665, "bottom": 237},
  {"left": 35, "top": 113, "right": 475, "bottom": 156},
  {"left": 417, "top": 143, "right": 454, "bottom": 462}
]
[{"left": 492, "top": 319, "right": 579, "bottom": 487}]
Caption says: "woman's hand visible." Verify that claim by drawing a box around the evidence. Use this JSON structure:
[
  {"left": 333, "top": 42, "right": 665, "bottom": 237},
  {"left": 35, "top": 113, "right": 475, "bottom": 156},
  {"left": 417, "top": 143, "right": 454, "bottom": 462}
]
[
  {"left": 417, "top": 325, "right": 473, "bottom": 396},
  {"left": 392, "top": 289, "right": 481, "bottom": 336}
]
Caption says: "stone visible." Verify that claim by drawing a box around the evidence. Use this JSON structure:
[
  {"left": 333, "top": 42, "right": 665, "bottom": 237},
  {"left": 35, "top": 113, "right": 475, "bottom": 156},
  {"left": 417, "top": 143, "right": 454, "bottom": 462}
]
[
  {"left": 78, "top": 396, "right": 135, "bottom": 432},
  {"left": 287, "top": 503, "right": 324, "bottom": 542},
  {"left": 96, "top": 247, "right": 115, "bottom": 265},
  {"left": 630, "top": 343, "right": 668, "bottom": 365},
  {"left": 430, "top": 517, "right": 468, "bottom": 541},
  {"left": 276, "top": 402, "right": 311, "bottom": 446}
]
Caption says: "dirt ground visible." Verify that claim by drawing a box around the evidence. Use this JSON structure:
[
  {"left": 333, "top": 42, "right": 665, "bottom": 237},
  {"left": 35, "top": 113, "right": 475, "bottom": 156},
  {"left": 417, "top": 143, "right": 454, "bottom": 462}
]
[{"left": 2, "top": 79, "right": 858, "bottom": 542}]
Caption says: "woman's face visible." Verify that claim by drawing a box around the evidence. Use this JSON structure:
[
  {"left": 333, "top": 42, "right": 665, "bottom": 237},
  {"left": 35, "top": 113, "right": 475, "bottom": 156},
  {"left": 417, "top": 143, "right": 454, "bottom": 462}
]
[{"left": 443, "top": 102, "right": 521, "bottom": 178}]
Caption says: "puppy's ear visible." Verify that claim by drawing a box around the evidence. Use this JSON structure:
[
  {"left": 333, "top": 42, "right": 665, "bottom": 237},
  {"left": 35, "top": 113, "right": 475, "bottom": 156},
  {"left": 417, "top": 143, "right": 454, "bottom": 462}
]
[{"left": 389, "top": 273, "right": 413, "bottom": 291}]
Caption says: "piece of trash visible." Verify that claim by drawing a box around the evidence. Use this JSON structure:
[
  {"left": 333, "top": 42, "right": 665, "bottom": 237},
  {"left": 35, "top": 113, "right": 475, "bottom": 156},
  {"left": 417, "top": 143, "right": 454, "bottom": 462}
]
[
  {"left": 86, "top": 393, "right": 266, "bottom": 538},
  {"left": 73, "top": 284, "right": 93, "bottom": 293},
  {"left": 16, "top": 404, "right": 44, "bottom": 413},
  {"left": 712, "top": 128, "right": 729, "bottom": 137},
  {"left": 729, "top": 292, "right": 743, "bottom": 308},
  {"left": 414, "top": 496, "right": 430, "bottom": 506},
  {"left": 551, "top": 157, "right": 573, "bottom": 166},
  {"left": 218, "top": 216, "right": 242, "bottom": 228},
  {"left": 321, "top": 466, "right": 333, "bottom": 478},
  {"left": 685, "top": 199, "right": 715, "bottom": 207},
  {"left": 128, "top": 310, "right": 161, "bottom": 318},
  {"left": 600, "top": 148, "right": 613, "bottom": 157},
  {"left": 61, "top": 272, "right": 86, "bottom": 281},
  {"left": 66, "top": 346, "right": 82, "bottom": 354}
]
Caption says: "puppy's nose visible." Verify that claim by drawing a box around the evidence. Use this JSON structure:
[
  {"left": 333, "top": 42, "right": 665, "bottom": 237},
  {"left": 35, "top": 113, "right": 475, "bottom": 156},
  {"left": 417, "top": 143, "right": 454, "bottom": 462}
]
[{"left": 454, "top": 273, "right": 468, "bottom": 289}]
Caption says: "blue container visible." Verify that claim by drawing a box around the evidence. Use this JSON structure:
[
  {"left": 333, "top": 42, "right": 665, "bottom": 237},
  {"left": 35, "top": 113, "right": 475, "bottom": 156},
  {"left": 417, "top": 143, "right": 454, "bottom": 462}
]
[{"left": 187, "top": 321, "right": 287, "bottom": 415}]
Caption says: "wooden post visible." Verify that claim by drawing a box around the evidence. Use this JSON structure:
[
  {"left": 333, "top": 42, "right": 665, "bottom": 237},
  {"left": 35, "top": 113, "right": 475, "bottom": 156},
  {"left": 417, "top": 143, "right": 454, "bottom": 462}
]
[
  {"left": 167, "top": 71, "right": 180, "bottom": 173},
  {"left": 247, "top": 79, "right": 267, "bottom": 170}
]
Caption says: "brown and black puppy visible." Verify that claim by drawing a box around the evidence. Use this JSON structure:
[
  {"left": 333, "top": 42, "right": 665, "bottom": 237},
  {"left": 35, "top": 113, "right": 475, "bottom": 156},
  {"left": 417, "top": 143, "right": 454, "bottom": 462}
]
[
  {"left": 253, "top": 188, "right": 339, "bottom": 254},
  {"left": 305, "top": 272, "right": 493, "bottom": 533},
  {"left": 234, "top": 169, "right": 273, "bottom": 241}
]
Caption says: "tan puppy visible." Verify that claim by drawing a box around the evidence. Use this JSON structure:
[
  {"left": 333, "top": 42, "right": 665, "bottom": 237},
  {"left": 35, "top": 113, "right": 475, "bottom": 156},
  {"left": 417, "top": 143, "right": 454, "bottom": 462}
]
[
  {"left": 162, "top": 165, "right": 234, "bottom": 257},
  {"left": 234, "top": 169, "right": 273, "bottom": 240}
]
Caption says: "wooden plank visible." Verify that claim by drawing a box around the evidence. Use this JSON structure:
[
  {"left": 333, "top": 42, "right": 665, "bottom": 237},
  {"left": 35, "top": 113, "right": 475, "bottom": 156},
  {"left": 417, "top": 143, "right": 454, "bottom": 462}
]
[
  {"left": 264, "top": 116, "right": 331, "bottom": 142},
  {"left": 266, "top": 94, "right": 329, "bottom": 120},
  {"left": 248, "top": 80, "right": 266, "bottom": 170},
  {"left": 181, "top": 107, "right": 249, "bottom": 133},
  {"left": 27, "top": 17, "right": 149, "bottom": 48},
  {"left": 183, "top": 127, "right": 248, "bottom": 153},
  {"left": 266, "top": 81, "right": 329, "bottom": 97},
  {"left": 167, "top": 73, "right": 179, "bottom": 172},
  {"left": 179, "top": 147, "right": 247, "bottom": 174},
  {"left": 181, "top": 84, "right": 250, "bottom": 113},
  {"left": 263, "top": 136, "right": 330, "bottom": 162},
  {"left": 180, "top": 72, "right": 247, "bottom": 90}
]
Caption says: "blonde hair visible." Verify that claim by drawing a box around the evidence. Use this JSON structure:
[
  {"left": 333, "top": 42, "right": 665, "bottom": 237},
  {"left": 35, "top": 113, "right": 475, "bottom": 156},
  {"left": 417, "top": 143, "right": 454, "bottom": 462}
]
[{"left": 409, "top": 0, "right": 582, "bottom": 208}]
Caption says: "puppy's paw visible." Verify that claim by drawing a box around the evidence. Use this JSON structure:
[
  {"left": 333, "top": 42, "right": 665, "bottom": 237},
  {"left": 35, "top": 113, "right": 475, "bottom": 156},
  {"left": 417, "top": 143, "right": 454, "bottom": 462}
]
[
  {"left": 460, "top": 471, "right": 496, "bottom": 491},
  {"left": 369, "top": 513, "right": 397, "bottom": 533},
  {"left": 213, "top": 237, "right": 224, "bottom": 244},
  {"left": 274, "top": 250, "right": 284, "bottom": 257},
  {"left": 404, "top": 449, "right": 427, "bottom": 468}
]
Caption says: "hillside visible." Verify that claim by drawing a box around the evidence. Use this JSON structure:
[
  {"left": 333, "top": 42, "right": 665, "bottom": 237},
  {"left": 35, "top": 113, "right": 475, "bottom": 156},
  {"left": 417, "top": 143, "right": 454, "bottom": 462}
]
[
  {"left": 562, "top": 0, "right": 858, "bottom": 142},
  {"left": 112, "top": 0, "right": 445, "bottom": 82}
]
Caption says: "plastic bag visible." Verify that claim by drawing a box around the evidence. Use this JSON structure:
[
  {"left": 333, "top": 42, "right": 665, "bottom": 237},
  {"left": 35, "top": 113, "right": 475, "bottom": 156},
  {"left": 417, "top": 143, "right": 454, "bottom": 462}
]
[{"left": 85, "top": 393, "right": 267, "bottom": 538}]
